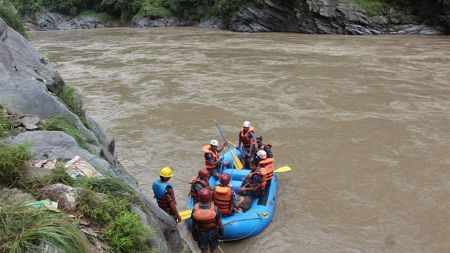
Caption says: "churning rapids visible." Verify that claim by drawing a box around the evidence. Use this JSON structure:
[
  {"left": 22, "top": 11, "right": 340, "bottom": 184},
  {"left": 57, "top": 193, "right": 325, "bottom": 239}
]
[{"left": 30, "top": 28, "right": 449, "bottom": 253}]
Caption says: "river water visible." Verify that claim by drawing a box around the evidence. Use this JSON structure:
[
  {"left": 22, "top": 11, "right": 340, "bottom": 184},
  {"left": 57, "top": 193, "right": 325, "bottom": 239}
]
[{"left": 30, "top": 28, "right": 450, "bottom": 253}]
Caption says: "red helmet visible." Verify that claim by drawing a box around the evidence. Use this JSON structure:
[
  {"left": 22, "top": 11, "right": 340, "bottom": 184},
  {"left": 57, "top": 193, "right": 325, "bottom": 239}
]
[
  {"left": 199, "top": 188, "right": 212, "bottom": 203},
  {"left": 219, "top": 173, "right": 231, "bottom": 186},
  {"left": 198, "top": 168, "right": 210, "bottom": 178}
]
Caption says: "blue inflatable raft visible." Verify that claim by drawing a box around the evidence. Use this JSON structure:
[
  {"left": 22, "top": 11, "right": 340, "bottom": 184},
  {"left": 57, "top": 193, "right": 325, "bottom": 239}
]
[{"left": 187, "top": 148, "right": 278, "bottom": 241}]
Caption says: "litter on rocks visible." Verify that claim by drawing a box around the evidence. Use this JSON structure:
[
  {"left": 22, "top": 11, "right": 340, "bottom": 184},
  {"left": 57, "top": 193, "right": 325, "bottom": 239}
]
[
  {"left": 32, "top": 159, "right": 57, "bottom": 170},
  {"left": 27, "top": 199, "right": 59, "bottom": 211},
  {"left": 64, "top": 155, "right": 102, "bottom": 178}
]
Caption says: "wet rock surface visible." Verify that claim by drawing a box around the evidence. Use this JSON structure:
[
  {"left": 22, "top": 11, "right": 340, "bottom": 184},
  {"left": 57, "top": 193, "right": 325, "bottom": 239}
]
[{"left": 0, "top": 17, "right": 189, "bottom": 253}]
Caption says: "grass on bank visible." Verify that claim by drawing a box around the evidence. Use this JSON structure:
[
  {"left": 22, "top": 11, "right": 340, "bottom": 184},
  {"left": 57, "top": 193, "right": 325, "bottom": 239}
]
[
  {"left": 0, "top": 4, "right": 27, "bottom": 37},
  {"left": 0, "top": 142, "right": 32, "bottom": 188},
  {"left": 58, "top": 86, "right": 84, "bottom": 116},
  {"left": 30, "top": 162, "right": 75, "bottom": 189},
  {"left": 41, "top": 114, "right": 92, "bottom": 150},
  {"left": 1, "top": 136, "right": 155, "bottom": 252},
  {"left": 104, "top": 211, "right": 155, "bottom": 253},
  {"left": 0, "top": 108, "right": 12, "bottom": 138},
  {"left": 0, "top": 205, "right": 91, "bottom": 253}
]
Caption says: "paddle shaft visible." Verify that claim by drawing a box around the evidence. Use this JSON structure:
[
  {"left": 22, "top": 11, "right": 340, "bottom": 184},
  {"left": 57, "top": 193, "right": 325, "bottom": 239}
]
[{"left": 215, "top": 122, "right": 236, "bottom": 154}]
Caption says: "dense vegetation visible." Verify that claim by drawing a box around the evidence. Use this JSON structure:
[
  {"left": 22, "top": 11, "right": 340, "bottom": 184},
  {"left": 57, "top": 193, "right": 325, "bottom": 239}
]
[{"left": 0, "top": 4, "right": 27, "bottom": 37}]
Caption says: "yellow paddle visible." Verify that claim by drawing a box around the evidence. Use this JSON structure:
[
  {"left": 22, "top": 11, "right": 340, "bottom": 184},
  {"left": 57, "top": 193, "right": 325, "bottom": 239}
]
[
  {"left": 215, "top": 122, "right": 243, "bottom": 170},
  {"left": 179, "top": 209, "right": 192, "bottom": 220},
  {"left": 274, "top": 166, "right": 292, "bottom": 173}
]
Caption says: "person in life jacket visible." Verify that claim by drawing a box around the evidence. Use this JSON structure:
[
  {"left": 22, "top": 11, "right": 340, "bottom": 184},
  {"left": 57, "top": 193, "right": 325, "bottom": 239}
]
[
  {"left": 202, "top": 139, "right": 228, "bottom": 178},
  {"left": 152, "top": 166, "right": 181, "bottom": 222},
  {"left": 256, "top": 150, "right": 275, "bottom": 188},
  {"left": 191, "top": 188, "right": 224, "bottom": 253},
  {"left": 236, "top": 163, "right": 266, "bottom": 211},
  {"left": 255, "top": 135, "right": 273, "bottom": 159},
  {"left": 190, "top": 168, "right": 211, "bottom": 204},
  {"left": 213, "top": 173, "right": 240, "bottom": 216},
  {"left": 237, "top": 121, "right": 256, "bottom": 169}
]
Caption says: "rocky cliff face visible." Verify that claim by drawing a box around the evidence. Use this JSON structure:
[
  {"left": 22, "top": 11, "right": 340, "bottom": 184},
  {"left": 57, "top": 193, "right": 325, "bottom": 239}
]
[
  {"left": 227, "top": 0, "right": 446, "bottom": 35},
  {"left": 0, "top": 16, "right": 189, "bottom": 253}
]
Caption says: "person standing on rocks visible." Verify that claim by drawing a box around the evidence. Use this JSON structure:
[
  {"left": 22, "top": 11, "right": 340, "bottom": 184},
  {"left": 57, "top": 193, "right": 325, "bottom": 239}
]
[{"left": 152, "top": 166, "right": 182, "bottom": 222}]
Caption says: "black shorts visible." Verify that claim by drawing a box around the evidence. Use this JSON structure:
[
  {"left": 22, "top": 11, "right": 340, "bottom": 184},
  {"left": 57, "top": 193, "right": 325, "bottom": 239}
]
[{"left": 197, "top": 228, "right": 219, "bottom": 251}]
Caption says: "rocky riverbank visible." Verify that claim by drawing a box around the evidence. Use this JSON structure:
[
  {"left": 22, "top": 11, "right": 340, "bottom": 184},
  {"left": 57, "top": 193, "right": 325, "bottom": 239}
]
[
  {"left": 0, "top": 16, "right": 190, "bottom": 253},
  {"left": 19, "top": 0, "right": 450, "bottom": 35}
]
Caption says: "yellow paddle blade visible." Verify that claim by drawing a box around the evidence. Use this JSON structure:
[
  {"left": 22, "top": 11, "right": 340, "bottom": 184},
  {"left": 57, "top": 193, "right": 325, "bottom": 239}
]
[
  {"left": 226, "top": 139, "right": 238, "bottom": 147},
  {"left": 274, "top": 166, "right": 292, "bottom": 173},
  {"left": 179, "top": 210, "right": 192, "bottom": 220},
  {"left": 230, "top": 149, "right": 243, "bottom": 170}
]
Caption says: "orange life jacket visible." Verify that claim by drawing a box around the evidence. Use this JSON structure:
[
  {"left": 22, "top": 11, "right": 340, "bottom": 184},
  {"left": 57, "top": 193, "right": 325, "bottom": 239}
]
[
  {"left": 192, "top": 202, "right": 218, "bottom": 229},
  {"left": 239, "top": 126, "right": 255, "bottom": 148},
  {"left": 202, "top": 145, "right": 218, "bottom": 170},
  {"left": 190, "top": 176, "right": 211, "bottom": 204},
  {"left": 259, "top": 157, "right": 275, "bottom": 181},
  {"left": 213, "top": 185, "right": 234, "bottom": 216}
]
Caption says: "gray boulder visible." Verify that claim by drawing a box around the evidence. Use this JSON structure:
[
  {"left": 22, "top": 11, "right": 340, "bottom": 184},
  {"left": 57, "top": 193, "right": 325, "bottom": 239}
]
[
  {"left": 38, "top": 183, "right": 79, "bottom": 212},
  {"left": 0, "top": 17, "right": 189, "bottom": 253},
  {"left": 228, "top": 0, "right": 382, "bottom": 34},
  {"left": 24, "top": 10, "right": 115, "bottom": 31},
  {"left": 131, "top": 17, "right": 185, "bottom": 28}
]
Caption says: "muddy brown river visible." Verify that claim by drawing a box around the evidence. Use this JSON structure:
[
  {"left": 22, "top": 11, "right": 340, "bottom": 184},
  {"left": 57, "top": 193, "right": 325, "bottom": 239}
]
[{"left": 30, "top": 28, "right": 450, "bottom": 253}]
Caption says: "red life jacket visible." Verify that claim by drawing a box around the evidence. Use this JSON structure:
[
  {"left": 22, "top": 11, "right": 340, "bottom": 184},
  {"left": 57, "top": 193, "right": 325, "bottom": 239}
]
[
  {"left": 202, "top": 145, "right": 218, "bottom": 170},
  {"left": 259, "top": 157, "right": 275, "bottom": 181},
  {"left": 239, "top": 126, "right": 255, "bottom": 148},
  {"left": 152, "top": 181, "right": 176, "bottom": 212},
  {"left": 190, "top": 176, "right": 211, "bottom": 204},
  {"left": 193, "top": 202, "right": 218, "bottom": 229},
  {"left": 213, "top": 185, "right": 234, "bottom": 216}
]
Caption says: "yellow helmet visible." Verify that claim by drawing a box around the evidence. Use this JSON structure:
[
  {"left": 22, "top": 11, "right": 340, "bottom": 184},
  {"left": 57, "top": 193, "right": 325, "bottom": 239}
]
[{"left": 159, "top": 166, "right": 173, "bottom": 178}]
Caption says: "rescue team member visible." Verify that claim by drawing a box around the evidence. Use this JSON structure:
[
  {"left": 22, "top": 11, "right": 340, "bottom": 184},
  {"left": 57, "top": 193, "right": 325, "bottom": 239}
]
[
  {"left": 191, "top": 188, "right": 224, "bottom": 253},
  {"left": 237, "top": 121, "right": 255, "bottom": 169},
  {"left": 255, "top": 135, "right": 273, "bottom": 160},
  {"left": 202, "top": 139, "right": 228, "bottom": 178},
  {"left": 257, "top": 150, "right": 275, "bottom": 188},
  {"left": 152, "top": 167, "right": 182, "bottom": 222},
  {"left": 190, "top": 168, "right": 211, "bottom": 204},
  {"left": 213, "top": 173, "right": 240, "bottom": 216},
  {"left": 236, "top": 163, "right": 266, "bottom": 211}
]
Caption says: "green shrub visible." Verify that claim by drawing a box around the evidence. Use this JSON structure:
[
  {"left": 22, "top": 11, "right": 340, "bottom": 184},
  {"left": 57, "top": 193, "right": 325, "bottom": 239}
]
[
  {"left": 77, "top": 188, "right": 129, "bottom": 225},
  {"left": 99, "top": 0, "right": 142, "bottom": 21},
  {"left": 104, "top": 211, "right": 154, "bottom": 253},
  {"left": 76, "top": 176, "right": 134, "bottom": 195},
  {"left": 11, "top": 0, "right": 43, "bottom": 15},
  {"left": 0, "top": 5, "right": 27, "bottom": 37},
  {"left": 350, "top": 0, "right": 386, "bottom": 16},
  {"left": 30, "top": 162, "right": 75, "bottom": 189},
  {"left": 0, "top": 142, "right": 31, "bottom": 188},
  {"left": 0, "top": 205, "right": 91, "bottom": 253},
  {"left": 58, "top": 85, "right": 83, "bottom": 116},
  {"left": 41, "top": 115, "right": 90, "bottom": 150},
  {"left": 0, "top": 109, "right": 11, "bottom": 137},
  {"left": 136, "top": 0, "right": 170, "bottom": 19}
]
